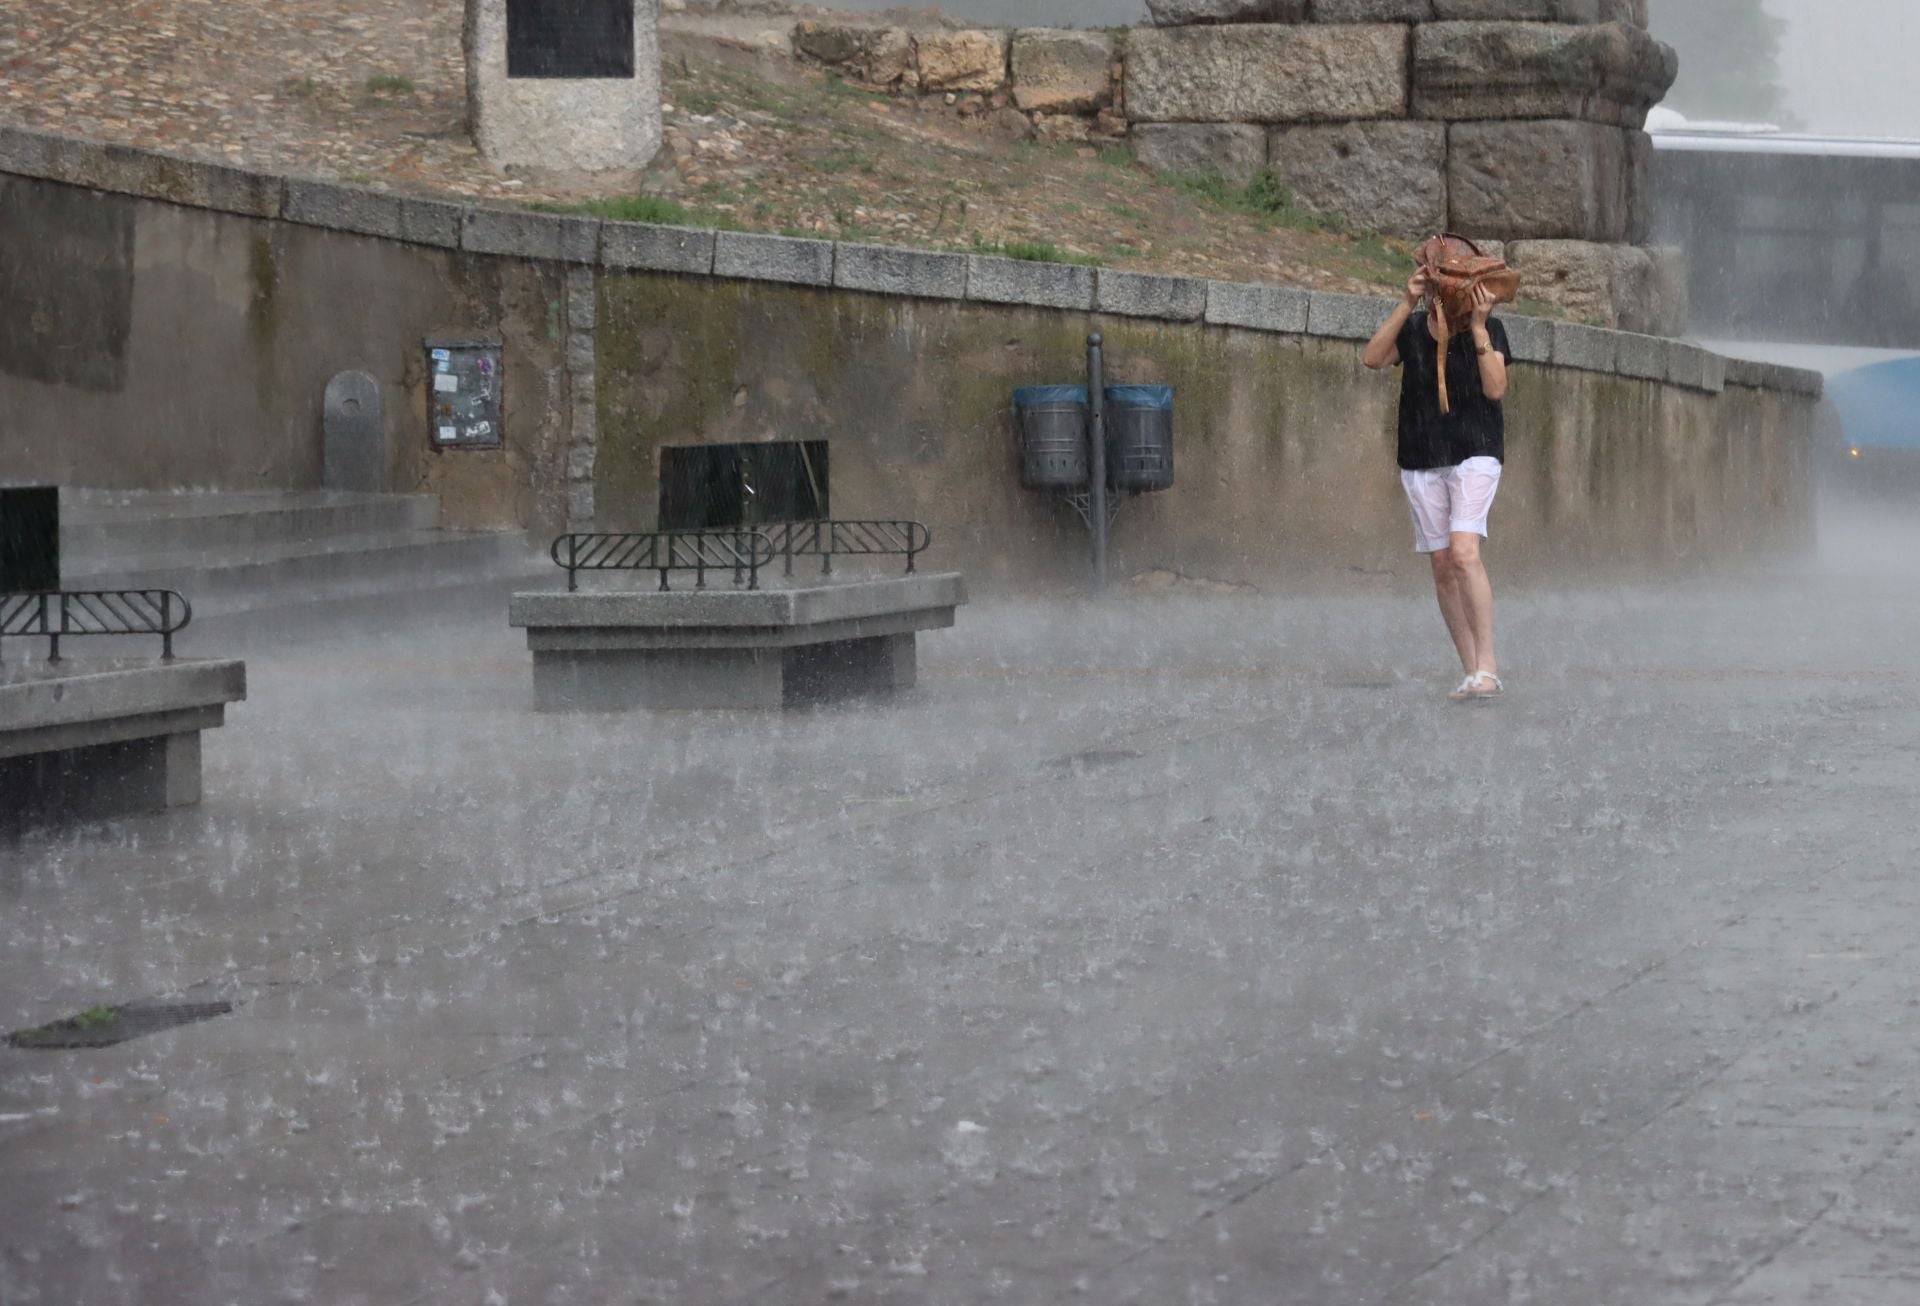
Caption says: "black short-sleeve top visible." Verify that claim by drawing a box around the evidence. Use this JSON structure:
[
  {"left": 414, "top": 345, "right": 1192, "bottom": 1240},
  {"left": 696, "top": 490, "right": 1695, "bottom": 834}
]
[{"left": 1395, "top": 314, "right": 1511, "bottom": 472}]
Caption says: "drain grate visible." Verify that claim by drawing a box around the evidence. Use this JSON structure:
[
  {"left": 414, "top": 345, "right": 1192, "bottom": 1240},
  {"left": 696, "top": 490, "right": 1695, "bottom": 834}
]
[
  {"left": 7, "top": 1001, "right": 233, "bottom": 1050},
  {"left": 1045, "top": 748, "right": 1144, "bottom": 771}
]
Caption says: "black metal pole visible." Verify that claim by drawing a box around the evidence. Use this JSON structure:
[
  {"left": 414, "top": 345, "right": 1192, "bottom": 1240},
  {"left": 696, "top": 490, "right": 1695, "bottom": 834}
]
[{"left": 1087, "top": 333, "right": 1108, "bottom": 597}]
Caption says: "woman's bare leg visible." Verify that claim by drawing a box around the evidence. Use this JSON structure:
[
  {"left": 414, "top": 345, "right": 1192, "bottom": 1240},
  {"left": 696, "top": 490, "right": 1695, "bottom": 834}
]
[
  {"left": 1429, "top": 547, "right": 1478, "bottom": 675},
  {"left": 1447, "top": 532, "right": 1497, "bottom": 678}
]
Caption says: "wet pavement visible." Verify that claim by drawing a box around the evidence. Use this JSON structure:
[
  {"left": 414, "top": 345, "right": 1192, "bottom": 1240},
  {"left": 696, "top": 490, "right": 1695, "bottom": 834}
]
[{"left": 3, "top": 506, "right": 1919, "bottom": 1305}]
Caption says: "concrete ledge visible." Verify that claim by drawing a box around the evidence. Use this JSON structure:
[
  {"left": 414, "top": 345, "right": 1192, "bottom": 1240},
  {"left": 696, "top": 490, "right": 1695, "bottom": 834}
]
[
  {"left": 0, "top": 125, "right": 1824, "bottom": 402},
  {"left": 0, "top": 123, "right": 59, "bottom": 177},
  {"left": 1666, "top": 341, "right": 1726, "bottom": 394},
  {"left": 965, "top": 255, "right": 1096, "bottom": 311},
  {"left": 1552, "top": 320, "right": 1618, "bottom": 374},
  {"left": 1095, "top": 269, "right": 1207, "bottom": 322},
  {"left": 0, "top": 658, "right": 245, "bottom": 819},
  {"left": 1500, "top": 313, "right": 1553, "bottom": 364},
  {"left": 1746, "top": 360, "right": 1824, "bottom": 398},
  {"left": 512, "top": 576, "right": 963, "bottom": 711},
  {"left": 511, "top": 573, "right": 966, "bottom": 632},
  {"left": 1307, "top": 291, "right": 1395, "bottom": 341},
  {"left": 601, "top": 221, "right": 717, "bottom": 274},
  {"left": 1613, "top": 331, "right": 1668, "bottom": 382},
  {"left": 461, "top": 206, "right": 600, "bottom": 263},
  {"left": 835, "top": 243, "right": 968, "bottom": 299},
  {"left": 9, "top": 132, "right": 287, "bottom": 218},
  {"left": 0, "top": 658, "right": 247, "bottom": 744},
  {"left": 714, "top": 231, "right": 835, "bottom": 286},
  {"left": 1205, "top": 281, "right": 1311, "bottom": 334},
  {"left": 284, "top": 179, "right": 461, "bottom": 248}
]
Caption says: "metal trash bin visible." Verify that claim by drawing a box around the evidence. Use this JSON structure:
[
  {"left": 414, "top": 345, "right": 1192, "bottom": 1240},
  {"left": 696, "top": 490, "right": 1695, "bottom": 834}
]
[
  {"left": 1014, "top": 385, "right": 1089, "bottom": 489},
  {"left": 1104, "top": 385, "right": 1174, "bottom": 492}
]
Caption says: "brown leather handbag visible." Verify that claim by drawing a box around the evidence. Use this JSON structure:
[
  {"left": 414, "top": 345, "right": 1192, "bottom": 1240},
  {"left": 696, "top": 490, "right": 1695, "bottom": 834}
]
[{"left": 1414, "top": 233, "right": 1522, "bottom": 414}]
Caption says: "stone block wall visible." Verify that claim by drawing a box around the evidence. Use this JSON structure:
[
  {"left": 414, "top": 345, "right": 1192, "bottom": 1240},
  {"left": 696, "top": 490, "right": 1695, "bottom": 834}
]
[
  {"left": 1126, "top": 4, "right": 1681, "bottom": 332},
  {"left": 793, "top": 23, "right": 1128, "bottom": 142},
  {"left": 792, "top": 7, "right": 1680, "bottom": 334}
]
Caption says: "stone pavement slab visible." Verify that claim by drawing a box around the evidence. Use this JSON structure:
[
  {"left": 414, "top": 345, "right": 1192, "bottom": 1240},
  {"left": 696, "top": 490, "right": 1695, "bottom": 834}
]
[{"left": 3, "top": 504, "right": 1920, "bottom": 1303}]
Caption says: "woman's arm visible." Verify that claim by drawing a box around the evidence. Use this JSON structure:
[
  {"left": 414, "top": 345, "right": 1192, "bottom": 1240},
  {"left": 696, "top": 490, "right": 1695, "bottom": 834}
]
[
  {"left": 1469, "top": 285, "right": 1509, "bottom": 401},
  {"left": 1363, "top": 271, "right": 1428, "bottom": 371}
]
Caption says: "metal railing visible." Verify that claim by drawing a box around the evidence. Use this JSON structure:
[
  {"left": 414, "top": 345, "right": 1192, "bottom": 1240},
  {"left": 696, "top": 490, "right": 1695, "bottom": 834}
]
[
  {"left": 550, "top": 531, "right": 777, "bottom": 592},
  {"left": 0, "top": 590, "right": 192, "bottom": 662},
  {"left": 758, "top": 520, "right": 932, "bottom": 577}
]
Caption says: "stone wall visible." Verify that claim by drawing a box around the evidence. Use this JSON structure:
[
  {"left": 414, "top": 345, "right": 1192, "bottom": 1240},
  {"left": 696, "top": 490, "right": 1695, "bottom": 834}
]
[
  {"left": 0, "top": 124, "right": 1817, "bottom": 591},
  {"left": 793, "top": 6, "right": 1681, "bottom": 335},
  {"left": 792, "top": 23, "right": 1129, "bottom": 142},
  {"left": 1129, "top": 6, "right": 1681, "bottom": 333}
]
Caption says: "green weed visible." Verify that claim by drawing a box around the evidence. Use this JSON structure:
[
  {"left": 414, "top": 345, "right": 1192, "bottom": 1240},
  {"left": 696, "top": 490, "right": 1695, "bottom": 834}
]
[
  {"left": 970, "top": 233, "right": 1103, "bottom": 267},
  {"left": 364, "top": 73, "right": 415, "bottom": 95}
]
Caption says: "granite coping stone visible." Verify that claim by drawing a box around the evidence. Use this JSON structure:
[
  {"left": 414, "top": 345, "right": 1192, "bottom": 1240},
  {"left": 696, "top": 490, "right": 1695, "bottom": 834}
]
[
  {"left": 714, "top": 231, "right": 836, "bottom": 286},
  {"left": 1737, "top": 359, "right": 1822, "bottom": 397},
  {"left": 1552, "top": 320, "right": 1619, "bottom": 374},
  {"left": 1307, "top": 290, "right": 1397, "bottom": 341},
  {"left": 602, "top": 221, "right": 717, "bottom": 275},
  {"left": 0, "top": 659, "right": 247, "bottom": 736},
  {"left": 1204, "top": 281, "right": 1311, "bottom": 334},
  {"left": 461, "top": 205, "right": 600, "bottom": 263},
  {"left": 0, "top": 123, "right": 1825, "bottom": 400},
  {"left": 285, "top": 178, "right": 461, "bottom": 248},
  {"left": 34, "top": 138, "right": 289, "bottom": 218},
  {"left": 1666, "top": 341, "right": 1726, "bottom": 394},
  {"left": 1499, "top": 313, "right": 1553, "bottom": 363},
  {"left": 1095, "top": 269, "right": 1208, "bottom": 321},
  {"left": 510, "top": 574, "right": 967, "bottom": 632},
  {"left": 1613, "top": 331, "right": 1668, "bottom": 382},
  {"left": 834, "top": 243, "right": 969, "bottom": 299},
  {"left": 966, "top": 255, "right": 1096, "bottom": 311}
]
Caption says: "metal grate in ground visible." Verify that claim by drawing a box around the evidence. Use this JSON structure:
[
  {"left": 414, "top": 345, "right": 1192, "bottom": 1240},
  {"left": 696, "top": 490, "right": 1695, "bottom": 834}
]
[{"left": 6, "top": 1001, "right": 233, "bottom": 1050}]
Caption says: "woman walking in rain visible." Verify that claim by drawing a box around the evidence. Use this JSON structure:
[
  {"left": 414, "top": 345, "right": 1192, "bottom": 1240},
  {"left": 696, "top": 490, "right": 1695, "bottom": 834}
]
[{"left": 1362, "top": 236, "right": 1518, "bottom": 702}]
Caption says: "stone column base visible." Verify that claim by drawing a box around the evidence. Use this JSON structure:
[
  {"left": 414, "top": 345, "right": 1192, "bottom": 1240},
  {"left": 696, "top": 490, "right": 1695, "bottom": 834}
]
[{"left": 1506, "top": 241, "right": 1689, "bottom": 337}]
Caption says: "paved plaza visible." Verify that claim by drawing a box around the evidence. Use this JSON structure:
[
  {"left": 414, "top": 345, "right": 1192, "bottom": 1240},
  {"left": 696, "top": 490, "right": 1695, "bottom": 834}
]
[{"left": 3, "top": 508, "right": 1919, "bottom": 1305}]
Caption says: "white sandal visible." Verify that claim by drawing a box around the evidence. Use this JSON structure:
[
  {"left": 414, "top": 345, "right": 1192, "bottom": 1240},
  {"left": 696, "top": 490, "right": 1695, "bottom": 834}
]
[{"left": 1448, "top": 671, "right": 1504, "bottom": 701}]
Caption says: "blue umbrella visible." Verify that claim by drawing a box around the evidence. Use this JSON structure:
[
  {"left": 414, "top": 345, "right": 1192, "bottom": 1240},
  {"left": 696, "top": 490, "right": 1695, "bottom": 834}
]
[{"left": 1826, "top": 356, "right": 1920, "bottom": 453}]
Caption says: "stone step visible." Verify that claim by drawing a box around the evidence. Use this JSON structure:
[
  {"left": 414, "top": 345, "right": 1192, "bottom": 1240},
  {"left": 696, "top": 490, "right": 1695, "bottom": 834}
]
[
  {"left": 59, "top": 490, "right": 441, "bottom": 561},
  {"left": 64, "top": 529, "right": 546, "bottom": 616}
]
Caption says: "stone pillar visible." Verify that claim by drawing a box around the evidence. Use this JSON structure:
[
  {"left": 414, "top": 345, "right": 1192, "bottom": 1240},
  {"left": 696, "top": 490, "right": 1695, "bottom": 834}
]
[
  {"left": 465, "top": 0, "right": 662, "bottom": 174},
  {"left": 1124, "top": 8, "right": 1686, "bottom": 333}
]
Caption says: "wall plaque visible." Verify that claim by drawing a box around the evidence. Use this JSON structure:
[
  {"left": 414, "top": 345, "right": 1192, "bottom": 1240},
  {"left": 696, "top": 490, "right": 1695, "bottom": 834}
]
[{"left": 506, "top": 0, "right": 635, "bottom": 79}]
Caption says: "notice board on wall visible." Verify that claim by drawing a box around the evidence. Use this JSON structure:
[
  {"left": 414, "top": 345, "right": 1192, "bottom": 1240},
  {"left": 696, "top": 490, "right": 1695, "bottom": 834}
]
[{"left": 425, "top": 338, "right": 503, "bottom": 450}]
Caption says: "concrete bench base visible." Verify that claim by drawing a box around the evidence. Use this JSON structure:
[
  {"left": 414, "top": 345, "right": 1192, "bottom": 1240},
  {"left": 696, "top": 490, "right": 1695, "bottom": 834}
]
[
  {"left": 0, "top": 658, "right": 247, "bottom": 823},
  {"left": 509, "top": 574, "right": 963, "bottom": 711}
]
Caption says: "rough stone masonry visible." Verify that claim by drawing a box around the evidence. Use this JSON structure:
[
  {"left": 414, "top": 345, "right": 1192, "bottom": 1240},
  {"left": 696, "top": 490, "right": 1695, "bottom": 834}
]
[{"left": 1127, "top": 3, "right": 1681, "bottom": 333}]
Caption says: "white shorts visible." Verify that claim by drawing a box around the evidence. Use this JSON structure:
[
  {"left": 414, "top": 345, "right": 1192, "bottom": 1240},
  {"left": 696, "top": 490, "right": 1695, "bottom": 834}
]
[{"left": 1400, "top": 456, "right": 1503, "bottom": 554}]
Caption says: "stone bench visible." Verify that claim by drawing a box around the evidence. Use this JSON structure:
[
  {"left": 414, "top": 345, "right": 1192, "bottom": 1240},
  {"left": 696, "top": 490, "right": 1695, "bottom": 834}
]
[
  {"left": 509, "top": 573, "right": 966, "bottom": 710},
  {"left": 0, "top": 658, "right": 247, "bottom": 822}
]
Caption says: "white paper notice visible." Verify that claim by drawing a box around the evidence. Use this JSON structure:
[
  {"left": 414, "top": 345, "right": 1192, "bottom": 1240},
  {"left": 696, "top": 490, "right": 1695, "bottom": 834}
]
[
  {"left": 438, "top": 425, "right": 457, "bottom": 442},
  {"left": 434, "top": 373, "right": 459, "bottom": 393}
]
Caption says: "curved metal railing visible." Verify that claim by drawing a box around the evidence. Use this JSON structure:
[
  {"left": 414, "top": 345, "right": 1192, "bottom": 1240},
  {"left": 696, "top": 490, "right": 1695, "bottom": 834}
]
[
  {"left": 550, "top": 531, "right": 777, "bottom": 592},
  {"left": 0, "top": 590, "right": 192, "bottom": 662},
  {"left": 758, "top": 520, "right": 932, "bottom": 577}
]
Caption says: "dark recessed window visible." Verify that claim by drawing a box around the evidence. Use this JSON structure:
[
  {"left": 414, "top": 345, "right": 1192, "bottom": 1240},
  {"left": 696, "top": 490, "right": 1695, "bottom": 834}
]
[{"left": 506, "top": 0, "right": 635, "bottom": 80}]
